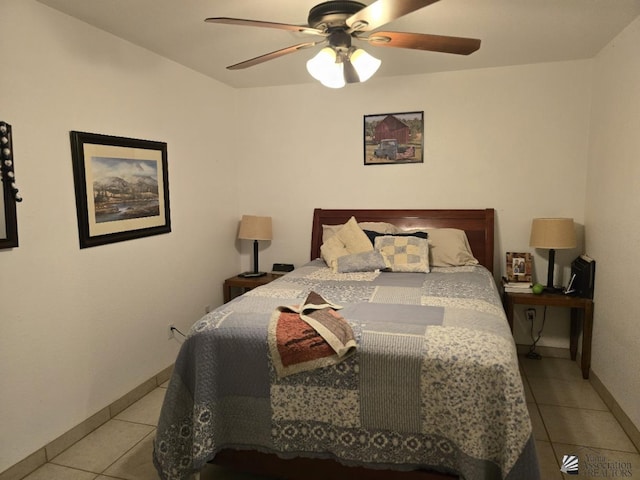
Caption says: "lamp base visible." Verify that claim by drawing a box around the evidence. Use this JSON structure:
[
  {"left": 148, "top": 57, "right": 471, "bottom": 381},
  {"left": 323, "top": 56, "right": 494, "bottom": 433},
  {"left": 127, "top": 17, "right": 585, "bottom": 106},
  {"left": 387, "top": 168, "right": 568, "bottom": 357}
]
[
  {"left": 238, "top": 271, "right": 267, "bottom": 278},
  {"left": 543, "top": 286, "right": 564, "bottom": 294}
]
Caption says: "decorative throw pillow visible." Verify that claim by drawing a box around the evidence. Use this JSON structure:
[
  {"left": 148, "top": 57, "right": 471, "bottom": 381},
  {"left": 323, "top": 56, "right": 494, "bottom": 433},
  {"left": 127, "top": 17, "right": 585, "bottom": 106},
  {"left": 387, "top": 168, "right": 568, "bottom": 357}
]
[
  {"left": 336, "top": 251, "right": 387, "bottom": 273},
  {"left": 321, "top": 217, "right": 373, "bottom": 272},
  {"left": 320, "top": 235, "right": 349, "bottom": 271},
  {"left": 322, "top": 221, "right": 397, "bottom": 243},
  {"left": 374, "top": 235, "right": 430, "bottom": 273},
  {"left": 336, "top": 216, "right": 374, "bottom": 254}
]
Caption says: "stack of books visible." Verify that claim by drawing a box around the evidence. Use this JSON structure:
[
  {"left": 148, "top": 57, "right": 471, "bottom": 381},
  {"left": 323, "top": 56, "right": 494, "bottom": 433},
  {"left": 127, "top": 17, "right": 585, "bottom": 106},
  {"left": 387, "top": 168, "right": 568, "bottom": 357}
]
[{"left": 502, "top": 277, "right": 533, "bottom": 293}]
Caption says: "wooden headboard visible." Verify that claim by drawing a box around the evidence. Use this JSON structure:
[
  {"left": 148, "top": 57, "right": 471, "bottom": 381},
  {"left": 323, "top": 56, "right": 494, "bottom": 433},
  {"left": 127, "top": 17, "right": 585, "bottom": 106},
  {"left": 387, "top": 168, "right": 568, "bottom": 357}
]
[{"left": 311, "top": 208, "right": 495, "bottom": 274}]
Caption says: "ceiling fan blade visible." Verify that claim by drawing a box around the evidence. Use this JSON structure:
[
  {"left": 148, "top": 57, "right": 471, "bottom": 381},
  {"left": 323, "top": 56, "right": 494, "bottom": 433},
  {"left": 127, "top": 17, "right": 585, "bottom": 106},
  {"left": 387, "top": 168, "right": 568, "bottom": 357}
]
[
  {"left": 367, "top": 31, "right": 481, "bottom": 55},
  {"left": 205, "top": 17, "right": 323, "bottom": 36},
  {"left": 226, "top": 42, "right": 319, "bottom": 70},
  {"left": 346, "top": 0, "right": 440, "bottom": 32}
]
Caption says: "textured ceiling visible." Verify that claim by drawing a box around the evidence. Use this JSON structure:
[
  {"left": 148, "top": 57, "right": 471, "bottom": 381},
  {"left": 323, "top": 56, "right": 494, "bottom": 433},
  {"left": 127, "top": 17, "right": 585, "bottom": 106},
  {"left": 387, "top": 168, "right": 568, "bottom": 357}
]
[{"left": 36, "top": 0, "right": 640, "bottom": 88}]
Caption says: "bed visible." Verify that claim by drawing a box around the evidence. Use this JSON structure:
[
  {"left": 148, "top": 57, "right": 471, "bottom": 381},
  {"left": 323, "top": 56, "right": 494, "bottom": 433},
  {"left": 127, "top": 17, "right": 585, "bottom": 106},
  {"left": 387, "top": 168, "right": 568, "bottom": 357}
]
[{"left": 153, "top": 208, "right": 540, "bottom": 480}]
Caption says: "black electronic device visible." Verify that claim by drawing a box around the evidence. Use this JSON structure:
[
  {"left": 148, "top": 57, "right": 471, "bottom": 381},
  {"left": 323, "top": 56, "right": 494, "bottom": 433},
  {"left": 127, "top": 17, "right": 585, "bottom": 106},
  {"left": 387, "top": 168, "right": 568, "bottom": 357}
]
[
  {"left": 272, "top": 263, "right": 294, "bottom": 275},
  {"left": 566, "top": 255, "right": 595, "bottom": 298}
]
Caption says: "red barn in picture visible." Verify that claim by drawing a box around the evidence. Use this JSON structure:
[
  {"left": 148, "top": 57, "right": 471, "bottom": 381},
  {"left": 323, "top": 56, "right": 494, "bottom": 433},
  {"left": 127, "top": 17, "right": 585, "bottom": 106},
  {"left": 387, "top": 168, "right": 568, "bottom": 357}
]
[{"left": 374, "top": 115, "right": 410, "bottom": 143}]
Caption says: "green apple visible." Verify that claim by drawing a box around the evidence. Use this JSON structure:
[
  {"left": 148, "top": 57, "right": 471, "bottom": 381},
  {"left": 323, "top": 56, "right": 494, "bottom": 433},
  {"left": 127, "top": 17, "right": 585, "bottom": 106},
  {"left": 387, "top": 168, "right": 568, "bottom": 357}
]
[{"left": 532, "top": 283, "right": 544, "bottom": 295}]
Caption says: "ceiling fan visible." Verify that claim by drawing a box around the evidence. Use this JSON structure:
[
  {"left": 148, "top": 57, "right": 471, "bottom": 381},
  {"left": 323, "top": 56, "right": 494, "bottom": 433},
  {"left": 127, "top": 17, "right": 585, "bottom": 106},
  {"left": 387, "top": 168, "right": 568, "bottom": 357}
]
[{"left": 205, "top": 0, "right": 481, "bottom": 88}]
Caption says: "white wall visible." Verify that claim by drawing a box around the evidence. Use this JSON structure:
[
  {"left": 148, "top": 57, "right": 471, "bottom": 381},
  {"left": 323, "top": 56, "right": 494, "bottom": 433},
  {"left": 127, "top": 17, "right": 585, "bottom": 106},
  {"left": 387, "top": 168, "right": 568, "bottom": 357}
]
[
  {"left": 5, "top": 0, "right": 635, "bottom": 473},
  {"left": 0, "top": 1, "right": 239, "bottom": 472},
  {"left": 236, "top": 61, "right": 592, "bottom": 346},
  {"left": 586, "top": 16, "right": 640, "bottom": 432}
]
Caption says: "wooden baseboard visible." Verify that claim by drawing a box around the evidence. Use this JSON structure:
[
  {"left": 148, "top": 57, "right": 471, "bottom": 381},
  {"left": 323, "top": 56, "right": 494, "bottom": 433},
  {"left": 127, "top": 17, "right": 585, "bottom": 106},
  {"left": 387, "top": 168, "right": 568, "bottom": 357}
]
[{"left": 0, "top": 365, "right": 173, "bottom": 480}]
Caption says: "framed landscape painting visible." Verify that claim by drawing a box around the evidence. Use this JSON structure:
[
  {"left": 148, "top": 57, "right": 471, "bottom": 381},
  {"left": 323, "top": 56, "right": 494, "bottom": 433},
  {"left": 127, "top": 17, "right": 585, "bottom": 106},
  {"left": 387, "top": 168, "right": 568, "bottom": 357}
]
[{"left": 70, "top": 131, "right": 171, "bottom": 248}]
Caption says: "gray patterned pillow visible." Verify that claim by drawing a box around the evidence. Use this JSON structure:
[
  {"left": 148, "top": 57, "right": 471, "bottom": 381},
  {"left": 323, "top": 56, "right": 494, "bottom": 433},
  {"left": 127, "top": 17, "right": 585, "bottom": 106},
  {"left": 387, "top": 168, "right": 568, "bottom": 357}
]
[
  {"left": 336, "top": 251, "right": 387, "bottom": 273},
  {"left": 374, "top": 235, "right": 430, "bottom": 273}
]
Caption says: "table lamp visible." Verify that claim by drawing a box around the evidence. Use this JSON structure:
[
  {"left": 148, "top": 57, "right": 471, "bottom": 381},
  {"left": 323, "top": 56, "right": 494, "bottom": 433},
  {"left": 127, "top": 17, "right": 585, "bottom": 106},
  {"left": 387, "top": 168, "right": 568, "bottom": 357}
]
[
  {"left": 238, "top": 215, "right": 272, "bottom": 278},
  {"left": 529, "top": 218, "right": 577, "bottom": 292}
]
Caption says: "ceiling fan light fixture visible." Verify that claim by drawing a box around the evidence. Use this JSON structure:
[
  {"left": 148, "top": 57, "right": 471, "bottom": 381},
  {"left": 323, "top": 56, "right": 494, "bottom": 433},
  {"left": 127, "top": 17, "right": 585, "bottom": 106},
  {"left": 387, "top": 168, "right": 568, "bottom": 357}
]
[
  {"left": 306, "top": 45, "right": 380, "bottom": 88},
  {"left": 208, "top": 1, "right": 482, "bottom": 84},
  {"left": 306, "top": 47, "right": 346, "bottom": 88},
  {"left": 342, "top": 57, "right": 360, "bottom": 84},
  {"left": 349, "top": 48, "right": 381, "bottom": 83}
]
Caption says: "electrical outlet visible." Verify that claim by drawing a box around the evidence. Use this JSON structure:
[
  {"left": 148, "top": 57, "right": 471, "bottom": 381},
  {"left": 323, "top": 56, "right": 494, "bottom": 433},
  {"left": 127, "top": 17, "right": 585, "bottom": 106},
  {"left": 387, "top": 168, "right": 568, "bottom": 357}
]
[
  {"left": 525, "top": 309, "right": 536, "bottom": 322},
  {"left": 167, "top": 324, "right": 175, "bottom": 339}
]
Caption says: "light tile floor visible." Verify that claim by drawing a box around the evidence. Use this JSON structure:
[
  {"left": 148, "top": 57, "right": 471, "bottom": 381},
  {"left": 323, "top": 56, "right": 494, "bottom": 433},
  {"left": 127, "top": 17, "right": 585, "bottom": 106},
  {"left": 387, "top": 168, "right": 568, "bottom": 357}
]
[
  {"left": 521, "top": 356, "right": 639, "bottom": 479},
  {"left": 21, "top": 356, "right": 640, "bottom": 480}
]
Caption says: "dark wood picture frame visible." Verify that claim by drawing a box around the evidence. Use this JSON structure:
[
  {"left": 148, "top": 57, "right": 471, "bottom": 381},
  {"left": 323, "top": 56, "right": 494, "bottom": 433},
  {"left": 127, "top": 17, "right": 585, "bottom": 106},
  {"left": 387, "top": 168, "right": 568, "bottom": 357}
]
[
  {"left": 0, "top": 121, "right": 19, "bottom": 249},
  {"left": 70, "top": 131, "right": 171, "bottom": 248},
  {"left": 363, "top": 111, "right": 424, "bottom": 165}
]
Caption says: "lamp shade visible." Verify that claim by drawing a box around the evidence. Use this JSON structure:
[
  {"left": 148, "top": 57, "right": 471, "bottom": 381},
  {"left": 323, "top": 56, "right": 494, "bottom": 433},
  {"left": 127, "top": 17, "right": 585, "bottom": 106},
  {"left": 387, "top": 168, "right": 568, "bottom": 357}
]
[
  {"left": 529, "top": 218, "right": 576, "bottom": 249},
  {"left": 238, "top": 215, "right": 272, "bottom": 241}
]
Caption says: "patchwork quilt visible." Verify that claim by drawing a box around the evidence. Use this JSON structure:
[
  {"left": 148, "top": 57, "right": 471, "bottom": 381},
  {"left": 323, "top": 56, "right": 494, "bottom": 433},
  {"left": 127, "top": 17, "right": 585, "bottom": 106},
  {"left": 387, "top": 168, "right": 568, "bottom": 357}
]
[{"left": 153, "top": 261, "right": 540, "bottom": 480}]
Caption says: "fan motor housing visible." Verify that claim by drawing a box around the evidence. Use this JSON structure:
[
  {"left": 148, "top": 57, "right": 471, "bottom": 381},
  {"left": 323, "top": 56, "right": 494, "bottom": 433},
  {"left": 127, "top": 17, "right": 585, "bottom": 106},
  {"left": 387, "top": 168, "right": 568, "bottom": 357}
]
[{"left": 307, "top": 1, "right": 366, "bottom": 30}]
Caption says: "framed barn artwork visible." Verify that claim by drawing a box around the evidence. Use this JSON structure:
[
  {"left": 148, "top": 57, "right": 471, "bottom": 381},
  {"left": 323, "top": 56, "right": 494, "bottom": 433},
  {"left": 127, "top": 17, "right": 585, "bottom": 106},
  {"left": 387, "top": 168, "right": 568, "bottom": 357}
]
[
  {"left": 70, "top": 131, "right": 171, "bottom": 248},
  {"left": 363, "top": 111, "right": 424, "bottom": 165}
]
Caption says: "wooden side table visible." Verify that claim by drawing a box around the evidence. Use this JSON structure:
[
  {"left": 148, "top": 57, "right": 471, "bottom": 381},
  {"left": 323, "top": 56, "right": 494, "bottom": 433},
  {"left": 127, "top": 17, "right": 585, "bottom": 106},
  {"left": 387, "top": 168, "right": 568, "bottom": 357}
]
[
  {"left": 223, "top": 273, "right": 279, "bottom": 303},
  {"left": 503, "top": 291, "right": 594, "bottom": 379}
]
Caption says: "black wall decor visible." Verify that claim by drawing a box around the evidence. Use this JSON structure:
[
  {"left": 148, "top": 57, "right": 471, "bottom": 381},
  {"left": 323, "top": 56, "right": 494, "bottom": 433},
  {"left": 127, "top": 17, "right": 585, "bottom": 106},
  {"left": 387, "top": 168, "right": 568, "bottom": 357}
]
[{"left": 0, "top": 121, "right": 21, "bottom": 249}]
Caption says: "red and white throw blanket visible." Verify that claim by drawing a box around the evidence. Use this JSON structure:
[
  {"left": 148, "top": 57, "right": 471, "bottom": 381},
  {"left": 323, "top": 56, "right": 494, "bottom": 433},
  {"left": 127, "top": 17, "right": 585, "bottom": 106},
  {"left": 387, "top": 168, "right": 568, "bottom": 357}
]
[{"left": 268, "top": 291, "right": 357, "bottom": 377}]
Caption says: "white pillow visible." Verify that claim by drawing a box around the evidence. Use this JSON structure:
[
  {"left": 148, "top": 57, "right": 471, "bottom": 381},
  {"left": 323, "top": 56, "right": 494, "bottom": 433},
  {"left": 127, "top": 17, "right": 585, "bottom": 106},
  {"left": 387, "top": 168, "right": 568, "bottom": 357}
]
[
  {"left": 320, "top": 235, "right": 349, "bottom": 271},
  {"left": 403, "top": 228, "right": 478, "bottom": 267},
  {"left": 320, "top": 217, "right": 373, "bottom": 271}
]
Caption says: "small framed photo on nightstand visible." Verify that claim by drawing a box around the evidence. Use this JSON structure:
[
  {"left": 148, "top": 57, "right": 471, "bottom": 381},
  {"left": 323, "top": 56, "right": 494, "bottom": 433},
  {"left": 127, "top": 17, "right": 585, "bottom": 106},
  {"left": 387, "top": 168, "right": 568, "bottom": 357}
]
[{"left": 506, "top": 252, "right": 532, "bottom": 283}]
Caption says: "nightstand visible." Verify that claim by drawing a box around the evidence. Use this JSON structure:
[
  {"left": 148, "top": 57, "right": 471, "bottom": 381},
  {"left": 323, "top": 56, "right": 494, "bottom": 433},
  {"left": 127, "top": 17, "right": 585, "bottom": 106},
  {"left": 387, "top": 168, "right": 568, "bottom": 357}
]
[
  {"left": 503, "top": 291, "right": 594, "bottom": 379},
  {"left": 223, "top": 273, "right": 279, "bottom": 303}
]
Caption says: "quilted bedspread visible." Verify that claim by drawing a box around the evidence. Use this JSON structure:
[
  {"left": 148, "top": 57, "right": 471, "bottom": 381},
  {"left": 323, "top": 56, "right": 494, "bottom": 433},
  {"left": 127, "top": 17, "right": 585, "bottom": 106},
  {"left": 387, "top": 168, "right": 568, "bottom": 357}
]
[{"left": 153, "top": 261, "right": 540, "bottom": 480}]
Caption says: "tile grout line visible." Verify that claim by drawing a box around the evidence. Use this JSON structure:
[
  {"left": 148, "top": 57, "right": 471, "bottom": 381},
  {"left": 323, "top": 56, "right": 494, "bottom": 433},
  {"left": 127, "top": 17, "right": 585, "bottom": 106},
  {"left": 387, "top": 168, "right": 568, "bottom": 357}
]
[
  {"left": 98, "top": 428, "right": 157, "bottom": 479},
  {"left": 96, "top": 383, "right": 169, "bottom": 479},
  {"left": 47, "top": 415, "right": 158, "bottom": 480},
  {"left": 0, "top": 365, "right": 172, "bottom": 480},
  {"left": 522, "top": 355, "right": 640, "bottom": 476},
  {"left": 521, "top": 355, "right": 639, "bottom": 480},
  {"left": 45, "top": 460, "right": 123, "bottom": 480},
  {"left": 521, "top": 361, "right": 562, "bottom": 470},
  {"left": 535, "top": 395, "right": 640, "bottom": 454},
  {"left": 524, "top": 353, "right": 640, "bottom": 454}
]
